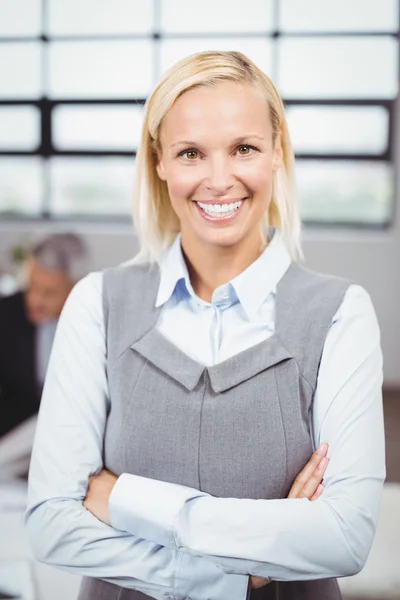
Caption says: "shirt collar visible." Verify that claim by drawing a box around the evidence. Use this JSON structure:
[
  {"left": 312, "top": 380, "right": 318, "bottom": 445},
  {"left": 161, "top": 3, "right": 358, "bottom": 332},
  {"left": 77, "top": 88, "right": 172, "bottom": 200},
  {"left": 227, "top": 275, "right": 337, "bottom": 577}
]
[
  {"left": 155, "top": 231, "right": 292, "bottom": 319},
  {"left": 155, "top": 234, "right": 192, "bottom": 308},
  {"left": 230, "top": 231, "right": 291, "bottom": 320}
]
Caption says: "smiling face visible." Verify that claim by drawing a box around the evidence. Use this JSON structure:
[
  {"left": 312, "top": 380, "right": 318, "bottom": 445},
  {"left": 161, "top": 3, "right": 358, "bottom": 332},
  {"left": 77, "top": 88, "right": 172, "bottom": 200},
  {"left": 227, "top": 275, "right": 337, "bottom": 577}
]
[{"left": 156, "top": 81, "right": 282, "bottom": 258}]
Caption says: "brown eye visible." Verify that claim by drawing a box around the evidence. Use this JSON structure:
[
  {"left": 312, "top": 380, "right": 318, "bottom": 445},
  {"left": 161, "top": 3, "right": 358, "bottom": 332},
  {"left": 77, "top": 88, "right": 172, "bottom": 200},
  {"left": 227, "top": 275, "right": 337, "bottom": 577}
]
[
  {"left": 183, "top": 150, "right": 198, "bottom": 160},
  {"left": 237, "top": 145, "right": 251, "bottom": 155}
]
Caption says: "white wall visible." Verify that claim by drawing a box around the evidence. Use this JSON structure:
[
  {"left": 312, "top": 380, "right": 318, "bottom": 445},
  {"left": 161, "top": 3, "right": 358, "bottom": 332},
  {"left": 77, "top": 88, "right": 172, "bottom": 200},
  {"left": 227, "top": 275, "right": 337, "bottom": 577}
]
[{"left": 303, "top": 228, "right": 400, "bottom": 386}]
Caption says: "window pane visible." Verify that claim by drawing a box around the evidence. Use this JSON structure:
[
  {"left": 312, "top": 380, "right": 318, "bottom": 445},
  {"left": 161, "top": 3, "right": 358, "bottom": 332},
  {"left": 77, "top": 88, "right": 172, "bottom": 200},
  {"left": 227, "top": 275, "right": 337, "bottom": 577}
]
[
  {"left": 281, "top": 0, "right": 399, "bottom": 32},
  {"left": 48, "top": 41, "right": 153, "bottom": 99},
  {"left": 0, "top": 106, "right": 40, "bottom": 150},
  {"left": 160, "top": 0, "right": 274, "bottom": 33},
  {"left": 0, "top": 43, "right": 41, "bottom": 99},
  {"left": 279, "top": 37, "right": 398, "bottom": 99},
  {"left": 48, "top": 0, "right": 154, "bottom": 36},
  {"left": 298, "top": 160, "right": 393, "bottom": 224},
  {"left": 0, "top": 0, "right": 42, "bottom": 36},
  {"left": 50, "top": 158, "right": 135, "bottom": 216},
  {"left": 53, "top": 105, "right": 144, "bottom": 151},
  {"left": 0, "top": 157, "right": 43, "bottom": 215},
  {"left": 286, "top": 106, "right": 389, "bottom": 155},
  {"left": 160, "top": 38, "right": 273, "bottom": 78}
]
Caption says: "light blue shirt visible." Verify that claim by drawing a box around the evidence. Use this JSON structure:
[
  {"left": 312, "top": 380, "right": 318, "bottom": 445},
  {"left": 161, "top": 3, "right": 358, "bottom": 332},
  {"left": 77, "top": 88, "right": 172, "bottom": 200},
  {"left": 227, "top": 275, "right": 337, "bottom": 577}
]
[
  {"left": 154, "top": 232, "right": 290, "bottom": 366},
  {"left": 25, "top": 232, "right": 385, "bottom": 599}
]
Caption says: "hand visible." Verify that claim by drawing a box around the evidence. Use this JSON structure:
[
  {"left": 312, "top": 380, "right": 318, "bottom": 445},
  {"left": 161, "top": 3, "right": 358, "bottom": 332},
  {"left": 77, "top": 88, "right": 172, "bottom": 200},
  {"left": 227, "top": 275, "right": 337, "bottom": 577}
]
[
  {"left": 83, "top": 468, "right": 118, "bottom": 525},
  {"left": 250, "top": 575, "right": 272, "bottom": 589},
  {"left": 287, "top": 443, "right": 329, "bottom": 500}
]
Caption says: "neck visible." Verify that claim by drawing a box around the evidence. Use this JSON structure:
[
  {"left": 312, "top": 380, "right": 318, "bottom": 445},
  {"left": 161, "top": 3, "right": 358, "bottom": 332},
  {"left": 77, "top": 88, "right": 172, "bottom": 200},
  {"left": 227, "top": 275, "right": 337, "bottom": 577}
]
[{"left": 180, "top": 232, "right": 266, "bottom": 302}]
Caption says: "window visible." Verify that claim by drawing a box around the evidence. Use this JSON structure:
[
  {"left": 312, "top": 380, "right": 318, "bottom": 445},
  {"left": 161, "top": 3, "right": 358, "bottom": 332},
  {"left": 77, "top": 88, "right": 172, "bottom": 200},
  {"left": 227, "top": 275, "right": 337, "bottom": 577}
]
[{"left": 0, "top": 0, "right": 398, "bottom": 225}]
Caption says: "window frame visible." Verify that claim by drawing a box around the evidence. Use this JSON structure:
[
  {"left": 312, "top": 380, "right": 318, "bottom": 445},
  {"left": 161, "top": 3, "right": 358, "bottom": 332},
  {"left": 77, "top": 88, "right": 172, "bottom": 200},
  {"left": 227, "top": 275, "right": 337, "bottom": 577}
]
[{"left": 0, "top": 0, "right": 398, "bottom": 227}]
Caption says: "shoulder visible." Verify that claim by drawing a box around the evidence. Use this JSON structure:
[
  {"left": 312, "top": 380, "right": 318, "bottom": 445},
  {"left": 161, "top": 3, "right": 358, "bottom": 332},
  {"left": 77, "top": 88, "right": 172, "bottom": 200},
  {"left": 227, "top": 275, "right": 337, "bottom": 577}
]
[
  {"left": 102, "top": 261, "right": 161, "bottom": 317},
  {"left": 69, "top": 263, "right": 158, "bottom": 300},
  {"left": 102, "top": 261, "right": 160, "bottom": 292},
  {"left": 61, "top": 271, "right": 104, "bottom": 326},
  {"left": 51, "top": 272, "right": 107, "bottom": 356},
  {"left": 291, "top": 262, "right": 351, "bottom": 293},
  {"left": 68, "top": 271, "right": 103, "bottom": 302},
  {"left": 0, "top": 291, "right": 26, "bottom": 323},
  {"left": 279, "top": 262, "right": 352, "bottom": 321},
  {"left": 291, "top": 264, "right": 379, "bottom": 340},
  {"left": 331, "top": 284, "right": 380, "bottom": 342},
  {"left": 65, "top": 264, "right": 160, "bottom": 328}
]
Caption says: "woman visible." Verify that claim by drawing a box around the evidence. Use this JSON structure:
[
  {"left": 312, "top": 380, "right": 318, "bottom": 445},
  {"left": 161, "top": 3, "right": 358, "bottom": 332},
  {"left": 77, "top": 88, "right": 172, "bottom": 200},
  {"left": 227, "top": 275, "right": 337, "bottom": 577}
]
[{"left": 26, "top": 51, "right": 385, "bottom": 600}]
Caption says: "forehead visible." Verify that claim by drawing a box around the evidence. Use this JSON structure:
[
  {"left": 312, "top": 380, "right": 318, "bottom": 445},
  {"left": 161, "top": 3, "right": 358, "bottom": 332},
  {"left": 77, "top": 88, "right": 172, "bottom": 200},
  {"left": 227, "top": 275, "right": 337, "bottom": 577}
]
[{"left": 160, "top": 81, "right": 272, "bottom": 143}]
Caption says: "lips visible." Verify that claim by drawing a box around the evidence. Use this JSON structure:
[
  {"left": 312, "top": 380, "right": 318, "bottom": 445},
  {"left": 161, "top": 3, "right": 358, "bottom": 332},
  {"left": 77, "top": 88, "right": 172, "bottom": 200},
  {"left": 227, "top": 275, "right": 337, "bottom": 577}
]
[{"left": 193, "top": 198, "right": 246, "bottom": 222}]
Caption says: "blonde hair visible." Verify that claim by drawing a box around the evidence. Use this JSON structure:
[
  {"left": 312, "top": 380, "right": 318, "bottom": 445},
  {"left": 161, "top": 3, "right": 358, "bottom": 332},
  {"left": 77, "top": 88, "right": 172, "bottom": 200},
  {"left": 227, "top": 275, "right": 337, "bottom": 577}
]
[{"left": 133, "top": 50, "right": 302, "bottom": 263}]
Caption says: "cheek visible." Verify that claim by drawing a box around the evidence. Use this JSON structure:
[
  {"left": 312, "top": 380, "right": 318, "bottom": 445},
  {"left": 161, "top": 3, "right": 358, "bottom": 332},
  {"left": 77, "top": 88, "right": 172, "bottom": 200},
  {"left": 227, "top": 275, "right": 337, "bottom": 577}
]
[
  {"left": 164, "top": 165, "right": 201, "bottom": 202},
  {"left": 238, "top": 159, "right": 274, "bottom": 197}
]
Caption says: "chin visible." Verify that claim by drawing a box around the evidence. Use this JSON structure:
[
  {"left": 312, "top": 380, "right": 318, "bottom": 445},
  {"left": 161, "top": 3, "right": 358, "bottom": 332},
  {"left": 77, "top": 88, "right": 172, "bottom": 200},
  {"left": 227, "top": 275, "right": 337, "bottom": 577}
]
[
  {"left": 28, "top": 312, "right": 47, "bottom": 326},
  {"left": 199, "top": 230, "right": 247, "bottom": 249}
]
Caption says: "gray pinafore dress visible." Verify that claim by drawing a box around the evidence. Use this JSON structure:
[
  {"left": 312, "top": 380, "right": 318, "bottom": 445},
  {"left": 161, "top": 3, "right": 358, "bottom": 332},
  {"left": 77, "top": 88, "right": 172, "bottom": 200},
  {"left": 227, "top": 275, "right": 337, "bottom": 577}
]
[{"left": 79, "top": 260, "right": 350, "bottom": 600}]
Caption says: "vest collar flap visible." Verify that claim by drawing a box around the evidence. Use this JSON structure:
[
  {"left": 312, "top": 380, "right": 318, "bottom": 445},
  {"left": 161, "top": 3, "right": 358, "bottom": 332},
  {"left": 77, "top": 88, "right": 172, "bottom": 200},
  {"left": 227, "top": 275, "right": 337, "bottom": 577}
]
[
  {"left": 207, "top": 334, "right": 292, "bottom": 393},
  {"left": 130, "top": 330, "right": 292, "bottom": 394},
  {"left": 130, "top": 328, "right": 205, "bottom": 391}
]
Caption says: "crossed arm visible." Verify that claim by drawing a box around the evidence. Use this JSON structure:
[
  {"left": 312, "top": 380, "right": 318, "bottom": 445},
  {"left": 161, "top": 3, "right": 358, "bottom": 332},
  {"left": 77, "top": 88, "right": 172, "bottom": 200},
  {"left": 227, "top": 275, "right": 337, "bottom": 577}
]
[{"left": 84, "top": 443, "right": 330, "bottom": 590}]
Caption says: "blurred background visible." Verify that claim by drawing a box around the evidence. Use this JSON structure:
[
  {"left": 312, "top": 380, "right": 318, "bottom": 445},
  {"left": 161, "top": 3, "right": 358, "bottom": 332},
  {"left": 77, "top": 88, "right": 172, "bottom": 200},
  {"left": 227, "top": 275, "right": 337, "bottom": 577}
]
[{"left": 0, "top": 0, "right": 399, "bottom": 599}]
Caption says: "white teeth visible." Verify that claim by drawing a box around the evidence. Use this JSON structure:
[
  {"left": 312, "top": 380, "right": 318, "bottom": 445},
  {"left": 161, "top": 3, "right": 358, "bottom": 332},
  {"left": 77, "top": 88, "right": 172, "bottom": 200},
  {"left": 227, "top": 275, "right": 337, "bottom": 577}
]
[{"left": 196, "top": 200, "right": 243, "bottom": 216}]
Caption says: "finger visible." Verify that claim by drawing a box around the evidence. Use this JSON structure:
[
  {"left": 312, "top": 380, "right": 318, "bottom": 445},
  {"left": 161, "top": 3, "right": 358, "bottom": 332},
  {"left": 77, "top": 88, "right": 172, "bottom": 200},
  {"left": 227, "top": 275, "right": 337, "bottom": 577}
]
[
  {"left": 288, "top": 444, "right": 328, "bottom": 498},
  {"left": 310, "top": 484, "right": 325, "bottom": 501},
  {"left": 293, "top": 444, "right": 328, "bottom": 487},
  {"left": 298, "top": 457, "right": 329, "bottom": 499}
]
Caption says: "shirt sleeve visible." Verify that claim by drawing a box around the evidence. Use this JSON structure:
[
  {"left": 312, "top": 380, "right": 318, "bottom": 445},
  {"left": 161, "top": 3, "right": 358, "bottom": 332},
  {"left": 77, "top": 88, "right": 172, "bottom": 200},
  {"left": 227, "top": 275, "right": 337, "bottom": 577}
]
[
  {"left": 25, "top": 272, "right": 249, "bottom": 600},
  {"left": 109, "top": 284, "right": 386, "bottom": 581}
]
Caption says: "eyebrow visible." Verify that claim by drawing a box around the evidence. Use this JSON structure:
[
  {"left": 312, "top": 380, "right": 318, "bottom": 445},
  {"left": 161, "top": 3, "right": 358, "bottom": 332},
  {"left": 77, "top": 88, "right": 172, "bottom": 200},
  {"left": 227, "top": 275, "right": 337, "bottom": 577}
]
[
  {"left": 169, "top": 135, "right": 266, "bottom": 149},
  {"left": 233, "top": 135, "right": 266, "bottom": 143},
  {"left": 169, "top": 140, "right": 198, "bottom": 149}
]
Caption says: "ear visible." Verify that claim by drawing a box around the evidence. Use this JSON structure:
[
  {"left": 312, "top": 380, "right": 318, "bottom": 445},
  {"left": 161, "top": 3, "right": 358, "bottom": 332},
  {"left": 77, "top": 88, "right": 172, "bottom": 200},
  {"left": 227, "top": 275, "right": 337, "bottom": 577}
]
[
  {"left": 272, "top": 135, "right": 283, "bottom": 171},
  {"left": 156, "top": 154, "right": 167, "bottom": 181}
]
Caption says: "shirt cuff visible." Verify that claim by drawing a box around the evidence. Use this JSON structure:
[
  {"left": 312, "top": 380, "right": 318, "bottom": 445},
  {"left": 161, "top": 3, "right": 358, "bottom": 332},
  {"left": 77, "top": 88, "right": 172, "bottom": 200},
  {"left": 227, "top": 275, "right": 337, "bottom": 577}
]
[
  {"left": 174, "top": 550, "right": 249, "bottom": 600},
  {"left": 109, "top": 473, "right": 206, "bottom": 548}
]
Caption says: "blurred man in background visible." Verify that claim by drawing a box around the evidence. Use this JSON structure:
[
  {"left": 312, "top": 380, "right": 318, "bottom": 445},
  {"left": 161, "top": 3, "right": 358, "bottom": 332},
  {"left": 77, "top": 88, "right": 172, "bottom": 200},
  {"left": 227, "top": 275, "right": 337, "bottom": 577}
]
[{"left": 0, "top": 233, "right": 89, "bottom": 440}]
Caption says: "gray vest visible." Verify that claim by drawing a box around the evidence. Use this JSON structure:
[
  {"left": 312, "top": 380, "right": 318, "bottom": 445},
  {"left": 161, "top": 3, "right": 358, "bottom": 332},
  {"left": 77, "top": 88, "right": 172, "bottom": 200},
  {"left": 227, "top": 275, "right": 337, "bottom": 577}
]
[{"left": 79, "top": 261, "right": 350, "bottom": 600}]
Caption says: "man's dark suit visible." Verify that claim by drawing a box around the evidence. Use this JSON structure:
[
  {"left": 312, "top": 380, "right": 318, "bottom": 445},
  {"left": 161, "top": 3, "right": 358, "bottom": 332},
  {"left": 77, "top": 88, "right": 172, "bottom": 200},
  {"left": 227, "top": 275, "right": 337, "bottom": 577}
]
[{"left": 0, "top": 292, "right": 41, "bottom": 438}]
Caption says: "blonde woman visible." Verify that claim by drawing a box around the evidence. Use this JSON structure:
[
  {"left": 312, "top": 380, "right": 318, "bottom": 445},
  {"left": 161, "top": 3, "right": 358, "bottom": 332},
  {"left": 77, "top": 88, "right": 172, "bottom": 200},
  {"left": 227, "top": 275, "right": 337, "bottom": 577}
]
[{"left": 26, "top": 51, "right": 385, "bottom": 600}]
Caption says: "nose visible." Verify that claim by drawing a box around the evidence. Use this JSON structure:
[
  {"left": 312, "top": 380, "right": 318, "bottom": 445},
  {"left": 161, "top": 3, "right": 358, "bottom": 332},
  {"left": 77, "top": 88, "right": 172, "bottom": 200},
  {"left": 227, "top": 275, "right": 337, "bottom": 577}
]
[{"left": 205, "top": 155, "right": 235, "bottom": 196}]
